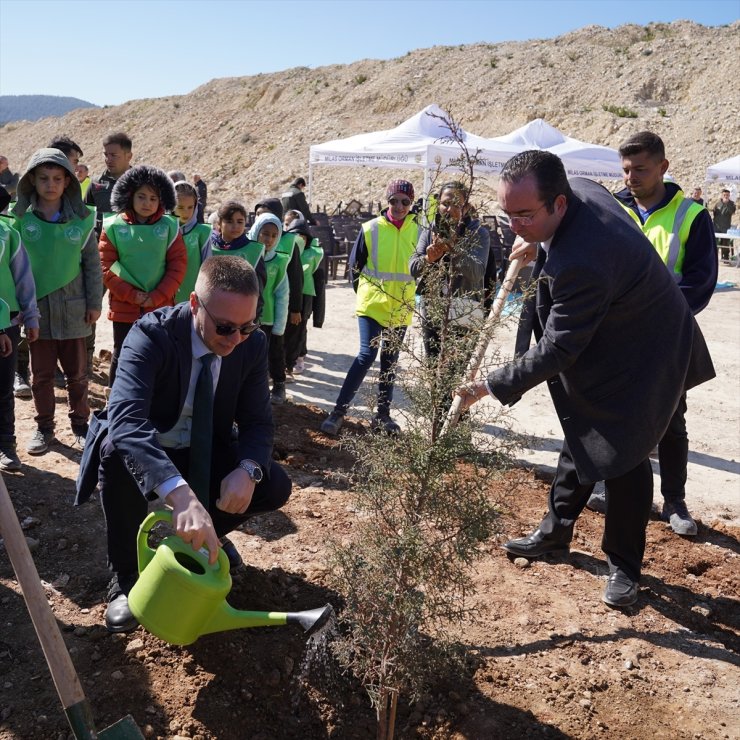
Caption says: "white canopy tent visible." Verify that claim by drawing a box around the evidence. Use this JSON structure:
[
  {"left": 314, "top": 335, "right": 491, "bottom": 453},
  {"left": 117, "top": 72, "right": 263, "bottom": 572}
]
[
  {"left": 486, "top": 118, "right": 623, "bottom": 179},
  {"left": 706, "top": 155, "right": 740, "bottom": 184},
  {"left": 307, "top": 104, "right": 522, "bottom": 202}
]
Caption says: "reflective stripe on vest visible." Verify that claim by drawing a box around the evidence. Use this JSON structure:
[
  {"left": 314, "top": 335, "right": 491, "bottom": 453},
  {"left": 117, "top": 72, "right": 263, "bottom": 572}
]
[
  {"left": 356, "top": 215, "right": 419, "bottom": 327},
  {"left": 362, "top": 220, "right": 416, "bottom": 282},
  {"left": 620, "top": 191, "right": 703, "bottom": 282},
  {"left": 665, "top": 198, "right": 695, "bottom": 281}
]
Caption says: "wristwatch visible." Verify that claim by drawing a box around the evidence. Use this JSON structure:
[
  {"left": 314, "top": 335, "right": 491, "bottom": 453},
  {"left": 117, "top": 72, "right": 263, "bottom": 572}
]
[{"left": 238, "top": 459, "right": 263, "bottom": 483}]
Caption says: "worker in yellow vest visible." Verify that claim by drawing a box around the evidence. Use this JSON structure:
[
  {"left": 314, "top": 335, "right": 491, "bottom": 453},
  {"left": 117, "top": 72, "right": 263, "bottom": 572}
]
[
  {"left": 76, "top": 164, "right": 91, "bottom": 200},
  {"left": 587, "top": 132, "right": 718, "bottom": 535},
  {"left": 320, "top": 180, "right": 419, "bottom": 436}
]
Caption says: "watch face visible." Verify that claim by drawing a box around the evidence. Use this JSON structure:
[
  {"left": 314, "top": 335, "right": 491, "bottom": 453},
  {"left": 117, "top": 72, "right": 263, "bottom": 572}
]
[{"left": 241, "top": 461, "right": 262, "bottom": 482}]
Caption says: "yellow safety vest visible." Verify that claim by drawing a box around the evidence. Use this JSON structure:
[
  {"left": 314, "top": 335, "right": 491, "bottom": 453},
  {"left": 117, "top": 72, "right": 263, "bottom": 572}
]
[
  {"left": 356, "top": 214, "right": 418, "bottom": 328},
  {"left": 620, "top": 190, "right": 703, "bottom": 280}
]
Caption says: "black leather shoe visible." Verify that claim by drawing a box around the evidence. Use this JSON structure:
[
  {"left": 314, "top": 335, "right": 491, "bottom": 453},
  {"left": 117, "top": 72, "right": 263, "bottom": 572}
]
[
  {"left": 502, "top": 528, "right": 571, "bottom": 558},
  {"left": 220, "top": 536, "right": 244, "bottom": 571},
  {"left": 602, "top": 570, "right": 638, "bottom": 607},
  {"left": 105, "top": 593, "right": 139, "bottom": 633}
]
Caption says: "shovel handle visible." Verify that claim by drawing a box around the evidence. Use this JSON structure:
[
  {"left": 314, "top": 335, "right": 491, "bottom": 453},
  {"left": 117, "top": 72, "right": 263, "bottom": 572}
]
[
  {"left": 0, "top": 475, "right": 87, "bottom": 709},
  {"left": 443, "top": 257, "right": 523, "bottom": 432}
]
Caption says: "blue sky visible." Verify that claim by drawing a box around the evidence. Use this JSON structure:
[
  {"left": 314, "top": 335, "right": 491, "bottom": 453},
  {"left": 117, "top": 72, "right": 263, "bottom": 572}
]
[{"left": 0, "top": 0, "right": 737, "bottom": 106}]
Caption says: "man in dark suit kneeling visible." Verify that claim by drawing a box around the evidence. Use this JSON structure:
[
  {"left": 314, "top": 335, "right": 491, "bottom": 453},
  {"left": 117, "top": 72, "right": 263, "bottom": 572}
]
[
  {"left": 455, "top": 151, "right": 714, "bottom": 608},
  {"left": 77, "top": 255, "right": 291, "bottom": 632}
]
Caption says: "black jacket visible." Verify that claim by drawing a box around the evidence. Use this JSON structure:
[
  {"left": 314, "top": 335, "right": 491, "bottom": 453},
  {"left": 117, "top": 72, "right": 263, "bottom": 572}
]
[
  {"left": 281, "top": 185, "right": 313, "bottom": 224},
  {"left": 490, "top": 178, "right": 714, "bottom": 485},
  {"left": 86, "top": 170, "right": 121, "bottom": 236}
]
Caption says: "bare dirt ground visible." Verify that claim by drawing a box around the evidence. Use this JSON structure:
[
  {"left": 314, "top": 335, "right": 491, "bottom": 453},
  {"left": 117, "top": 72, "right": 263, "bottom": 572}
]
[{"left": 0, "top": 267, "right": 738, "bottom": 740}]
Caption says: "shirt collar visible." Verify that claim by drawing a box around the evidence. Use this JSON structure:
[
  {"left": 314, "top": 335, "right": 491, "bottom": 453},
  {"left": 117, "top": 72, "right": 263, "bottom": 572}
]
[{"left": 190, "top": 321, "right": 211, "bottom": 360}]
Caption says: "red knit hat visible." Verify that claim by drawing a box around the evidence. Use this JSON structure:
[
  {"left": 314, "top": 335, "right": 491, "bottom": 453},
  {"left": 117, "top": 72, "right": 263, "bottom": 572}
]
[{"left": 386, "top": 179, "right": 415, "bottom": 201}]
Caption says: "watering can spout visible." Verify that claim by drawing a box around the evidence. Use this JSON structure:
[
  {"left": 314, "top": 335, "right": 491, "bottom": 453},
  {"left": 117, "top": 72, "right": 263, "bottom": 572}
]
[
  {"left": 202, "top": 602, "right": 335, "bottom": 636},
  {"left": 286, "top": 604, "right": 334, "bottom": 633}
]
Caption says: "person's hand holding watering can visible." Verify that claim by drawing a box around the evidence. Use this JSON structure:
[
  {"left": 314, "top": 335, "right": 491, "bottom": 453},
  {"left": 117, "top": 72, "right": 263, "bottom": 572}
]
[{"left": 166, "top": 485, "right": 220, "bottom": 564}]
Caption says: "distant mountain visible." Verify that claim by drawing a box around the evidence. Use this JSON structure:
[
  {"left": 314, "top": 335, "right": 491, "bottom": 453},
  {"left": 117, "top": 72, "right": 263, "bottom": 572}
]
[{"left": 0, "top": 95, "right": 98, "bottom": 124}]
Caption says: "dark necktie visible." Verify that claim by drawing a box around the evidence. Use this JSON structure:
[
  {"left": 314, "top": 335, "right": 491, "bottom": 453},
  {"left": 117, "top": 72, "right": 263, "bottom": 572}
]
[{"left": 189, "top": 353, "right": 214, "bottom": 507}]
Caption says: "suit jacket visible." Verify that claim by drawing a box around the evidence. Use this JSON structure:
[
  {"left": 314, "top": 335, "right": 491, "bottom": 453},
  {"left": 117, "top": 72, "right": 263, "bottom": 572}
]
[
  {"left": 76, "top": 302, "right": 273, "bottom": 503},
  {"left": 488, "top": 178, "right": 715, "bottom": 485}
]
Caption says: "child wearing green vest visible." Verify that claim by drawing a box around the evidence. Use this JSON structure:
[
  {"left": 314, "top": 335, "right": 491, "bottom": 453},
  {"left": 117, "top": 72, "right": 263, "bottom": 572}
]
[
  {"left": 208, "top": 200, "right": 268, "bottom": 312},
  {"left": 248, "top": 213, "right": 289, "bottom": 405},
  {"left": 255, "top": 199, "right": 304, "bottom": 381},
  {"left": 11, "top": 148, "right": 103, "bottom": 455},
  {"left": 209, "top": 201, "right": 263, "bottom": 265},
  {"left": 0, "top": 209, "right": 40, "bottom": 469},
  {"left": 172, "top": 181, "right": 212, "bottom": 303},
  {"left": 99, "top": 165, "right": 187, "bottom": 387},
  {"left": 283, "top": 212, "right": 324, "bottom": 377}
]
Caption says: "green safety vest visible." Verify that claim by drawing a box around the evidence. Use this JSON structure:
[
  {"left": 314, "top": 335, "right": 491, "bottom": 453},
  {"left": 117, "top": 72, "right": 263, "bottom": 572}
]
[
  {"left": 275, "top": 232, "right": 297, "bottom": 260},
  {"left": 211, "top": 239, "right": 264, "bottom": 268},
  {"left": 259, "top": 251, "right": 290, "bottom": 326},
  {"left": 104, "top": 213, "right": 179, "bottom": 292},
  {"left": 301, "top": 238, "right": 324, "bottom": 297},
  {"left": 16, "top": 206, "right": 95, "bottom": 299},
  {"left": 176, "top": 223, "right": 212, "bottom": 303},
  {"left": 0, "top": 218, "right": 21, "bottom": 329},
  {"left": 620, "top": 189, "right": 703, "bottom": 280},
  {"left": 356, "top": 214, "right": 418, "bottom": 327}
]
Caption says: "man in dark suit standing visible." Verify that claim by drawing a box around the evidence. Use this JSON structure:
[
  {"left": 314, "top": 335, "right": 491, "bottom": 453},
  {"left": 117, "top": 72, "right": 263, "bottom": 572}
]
[
  {"left": 77, "top": 256, "right": 291, "bottom": 632},
  {"left": 193, "top": 173, "right": 207, "bottom": 223},
  {"left": 455, "top": 151, "right": 714, "bottom": 608},
  {"left": 281, "top": 177, "right": 315, "bottom": 225}
]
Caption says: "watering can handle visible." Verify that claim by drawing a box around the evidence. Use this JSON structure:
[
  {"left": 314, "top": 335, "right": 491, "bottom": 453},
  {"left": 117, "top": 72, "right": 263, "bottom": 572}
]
[
  {"left": 137, "top": 510, "right": 174, "bottom": 573},
  {"left": 136, "top": 509, "right": 231, "bottom": 575}
]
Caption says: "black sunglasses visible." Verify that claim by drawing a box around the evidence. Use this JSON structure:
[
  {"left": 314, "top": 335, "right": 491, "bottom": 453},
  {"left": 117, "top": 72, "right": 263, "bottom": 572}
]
[
  {"left": 388, "top": 197, "right": 411, "bottom": 206},
  {"left": 196, "top": 294, "right": 260, "bottom": 336}
]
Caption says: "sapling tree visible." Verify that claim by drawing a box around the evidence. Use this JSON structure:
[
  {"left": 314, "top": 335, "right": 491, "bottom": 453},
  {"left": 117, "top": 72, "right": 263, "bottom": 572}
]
[{"left": 326, "top": 109, "right": 523, "bottom": 739}]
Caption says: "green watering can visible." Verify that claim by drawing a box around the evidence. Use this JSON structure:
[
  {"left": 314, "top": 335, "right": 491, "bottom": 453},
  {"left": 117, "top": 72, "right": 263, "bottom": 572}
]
[{"left": 128, "top": 511, "right": 333, "bottom": 646}]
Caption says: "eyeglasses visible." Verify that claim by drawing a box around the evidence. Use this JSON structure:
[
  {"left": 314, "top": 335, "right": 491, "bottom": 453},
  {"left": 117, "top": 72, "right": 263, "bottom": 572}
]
[
  {"left": 506, "top": 203, "right": 548, "bottom": 227},
  {"left": 388, "top": 197, "right": 411, "bottom": 206},
  {"left": 195, "top": 294, "right": 260, "bottom": 336}
]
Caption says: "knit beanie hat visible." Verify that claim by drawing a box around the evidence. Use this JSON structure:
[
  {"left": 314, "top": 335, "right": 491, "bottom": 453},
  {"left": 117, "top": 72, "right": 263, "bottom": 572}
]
[{"left": 386, "top": 179, "right": 414, "bottom": 201}]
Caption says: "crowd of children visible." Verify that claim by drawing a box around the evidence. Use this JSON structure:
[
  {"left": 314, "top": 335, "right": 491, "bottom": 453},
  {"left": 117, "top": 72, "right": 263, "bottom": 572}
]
[{"left": 0, "top": 140, "right": 325, "bottom": 469}]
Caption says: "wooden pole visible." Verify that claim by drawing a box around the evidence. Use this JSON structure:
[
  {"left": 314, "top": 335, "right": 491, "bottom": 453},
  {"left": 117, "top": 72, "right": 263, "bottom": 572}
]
[{"left": 442, "top": 258, "right": 523, "bottom": 433}]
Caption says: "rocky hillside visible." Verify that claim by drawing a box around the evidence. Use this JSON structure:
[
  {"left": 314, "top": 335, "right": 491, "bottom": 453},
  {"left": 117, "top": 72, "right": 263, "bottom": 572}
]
[
  {"left": 0, "top": 21, "right": 738, "bottom": 210},
  {"left": 0, "top": 95, "right": 98, "bottom": 124}
]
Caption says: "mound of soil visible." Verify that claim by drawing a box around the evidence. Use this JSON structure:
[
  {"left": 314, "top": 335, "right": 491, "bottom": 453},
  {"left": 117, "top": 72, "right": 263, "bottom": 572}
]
[{"left": 0, "top": 375, "right": 737, "bottom": 739}]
